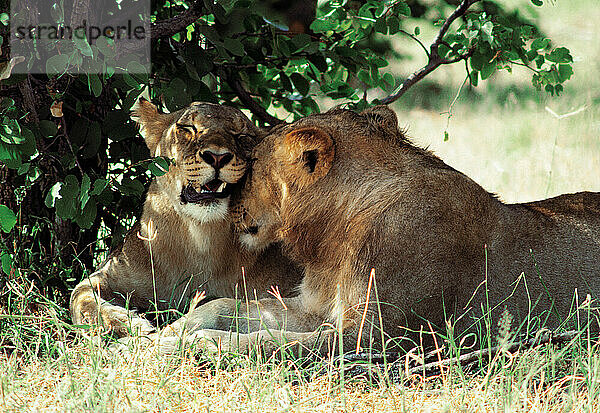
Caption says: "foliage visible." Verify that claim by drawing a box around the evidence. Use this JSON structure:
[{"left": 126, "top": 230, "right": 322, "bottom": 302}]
[{"left": 0, "top": 0, "right": 573, "bottom": 303}]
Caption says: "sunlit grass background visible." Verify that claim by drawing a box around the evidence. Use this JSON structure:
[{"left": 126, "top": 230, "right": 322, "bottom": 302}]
[
  {"left": 2, "top": 1, "right": 600, "bottom": 411},
  {"left": 390, "top": 0, "right": 600, "bottom": 203}
]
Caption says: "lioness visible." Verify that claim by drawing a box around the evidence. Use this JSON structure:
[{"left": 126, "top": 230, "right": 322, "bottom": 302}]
[
  {"left": 70, "top": 100, "right": 302, "bottom": 337},
  {"left": 165, "top": 105, "right": 600, "bottom": 354}
]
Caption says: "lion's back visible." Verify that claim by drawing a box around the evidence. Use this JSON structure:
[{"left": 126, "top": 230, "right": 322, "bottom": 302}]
[{"left": 522, "top": 192, "right": 600, "bottom": 231}]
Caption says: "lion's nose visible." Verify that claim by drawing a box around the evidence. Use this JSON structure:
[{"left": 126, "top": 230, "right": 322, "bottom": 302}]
[{"left": 200, "top": 151, "right": 234, "bottom": 169}]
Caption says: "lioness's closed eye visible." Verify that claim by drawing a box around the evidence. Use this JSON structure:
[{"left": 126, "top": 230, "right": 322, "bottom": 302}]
[
  {"left": 162, "top": 105, "right": 600, "bottom": 356},
  {"left": 70, "top": 100, "right": 302, "bottom": 337}
]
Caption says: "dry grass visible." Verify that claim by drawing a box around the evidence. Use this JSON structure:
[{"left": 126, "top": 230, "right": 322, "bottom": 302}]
[
  {"left": 390, "top": 0, "right": 600, "bottom": 203},
  {"left": 2, "top": 334, "right": 600, "bottom": 412}
]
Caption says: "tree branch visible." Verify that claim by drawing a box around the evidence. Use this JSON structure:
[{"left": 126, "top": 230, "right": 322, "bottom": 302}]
[
  {"left": 226, "top": 75, "right": 284, "bottom": 126},
  {"left": 379, "top": 0, "right": 481, "bottom": 105},
  {"left": 399, "top": 29, "right": 430, "bottom": 59},
  {"left": 341, "top": 329, "right": 581, "bottom": 381},
  {"left": 151, "top": 0, "right": 205, "bottom": 40},
  {"left": 406, "top": 329, "right": 580, "bottom": 377}
]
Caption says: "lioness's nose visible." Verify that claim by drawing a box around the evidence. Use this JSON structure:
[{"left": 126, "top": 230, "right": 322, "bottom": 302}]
[{"left": 200, "top": 151, "right": 234, "bottom": 169}]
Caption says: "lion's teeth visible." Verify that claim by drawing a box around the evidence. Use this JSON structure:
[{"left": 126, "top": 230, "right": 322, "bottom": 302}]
[{"left": 217, "top": 182, "right": 226, "bottom": 193}]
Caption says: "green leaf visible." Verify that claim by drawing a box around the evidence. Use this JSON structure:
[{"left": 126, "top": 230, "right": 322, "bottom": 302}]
[
  {"left": 546, "top": 47, "right": 573, "bottom": 63},
  {"left": 531, "top": 38, "right": 550, "bottom": 51},
  {"left": 357, "top": 69, "right": 372, "bottom": 86},
  {"left": 276, "top": 37, "right": 291, "bottom": 57},
  {"left": 396, "top": 2, "right": 411, "bottom": 16},
  {"left": 0, "top": 141, "right": 21, "bottom": 168},
  {"left": 0, "top": 119, "right": 24, "bottom": 144},
  {"left": 0, "top": 97, "right": 15, "bottom": 113},
  {"left": 0, "top": 250, "right": 11, "bottom": 276},
  {"left": 308, "top": 55, "right": 328, "bottom": 73},
  {"left": 90, "top": 179, "right": 109, "bottom": 196},
  {"left": 279, "top": 72, "right": 293, "bottom": 92},
  {"left": 437, "top": 44, "right": 451, "bottom": 59},
  {"left": 558, "top": 64, "right": 573, "bottom": 83},
  {"left": 471, "top": 50, "right": 491, "bottom": 71},
  {"left": 73, "top": 31, "right": 93, "bottom": 57},
  {"left": 126, "top": 61, "right": 149, "bottom": 77},
  {"left": 414, "top": 26, "right": 420, "bottom": 36},
  {"left": 531, "top": 0, "right": 543, "bottom": 5},
  {"left": 480, "top": 21, "right": 494, "bottom": 44},
  {"left": 290, "top": 73, "right": 310, "bottom": 96},
  {"left": 291, "top": 34, "right": 311, "bottom": 52},
  {"left": 74, "top": 199, "right": 97, "bottom": 229},
  {"left": 48, "top": 175, "right": 80, "bottom": 220},
  {"left": 0, "top": 205, "right": 17, "bottom": 233},
  {"left": 224, "top": 38, "right": 245, "bottom": 56},
  {"left": 88, "top": 74, "right": 102, "bottom": 98},
  {"left": 382, "top": 72, "right": 394, "bottom": 88},
  {"left": 387, "top": 16, "right": 401, "bottom": 35},
  {"left": 0, "top": 13, "right": 8, "bottom": 26},
  {"left": 118, "top": 178, "right": 145, "bottom": 198},
  {"left": 469, "top": 70, "right": 479, "bottom": 87},
  {"left": 480, "top": 62, "right": 496, "bottom": 80},
  {"left": 19, "top": 127, "right": 36, "bottom": 158},
  {"left": 555, "top": 84, "right": 563, "bottom": 95},
  {"left": 374, "top": 17, "right": 387, "bottom": 34},
  {"left": 79, "top": 173, "right": 91, "bottom": 209},
  {"left": 80, "top": 121, "right": 101, "bottom": 159},
  {"left": 46, "top": 54, "right": 71, "bottom": 74},
  {"left": 147, "top": 157, "right": 171, "bottom": 177},
  {"left": 17, "top": 162, "right": 30, "bottom": 175},
  {"left": 26, "top": 166, "right": 41, "bottom": 184},
  {"left": 310, "top": 19, "right": 336, "bottom": 33},
  {"left": 96, "top": 36, "right": 116, "bottom": 58},
  {"left": 39, "top": 120, "right": 58, "bottom": 138}
]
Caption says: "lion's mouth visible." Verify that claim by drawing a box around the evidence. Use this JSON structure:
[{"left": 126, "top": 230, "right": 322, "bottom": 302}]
[{"left": 180, "top": 179, "right": 232, "bottom": 204}]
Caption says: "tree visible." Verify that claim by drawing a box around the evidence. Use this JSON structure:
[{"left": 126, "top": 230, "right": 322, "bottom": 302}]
[{"left": 0, "top": 0, "right": 573, "bottom": 305}]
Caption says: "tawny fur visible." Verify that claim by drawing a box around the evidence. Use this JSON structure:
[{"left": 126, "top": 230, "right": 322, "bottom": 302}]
[
  {"left": 164, "top": 105, "right": 600, "bottom": 354},
  {"left": 69, "top": 100, "right": 302, "bottom": 337}
]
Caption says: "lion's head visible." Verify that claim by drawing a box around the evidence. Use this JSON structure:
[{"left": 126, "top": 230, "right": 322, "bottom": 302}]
[
  {"left": 233, "top": 105, "right": 402, "bottom": 251},
  {"left": 133, "top": 99, "right": 262, "bottom": 223}
]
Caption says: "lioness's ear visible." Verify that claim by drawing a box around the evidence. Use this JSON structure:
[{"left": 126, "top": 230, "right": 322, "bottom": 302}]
[
  {"left": 131, "top": 98, "right": 176, "bottom": 154},
  {"left": 282, "top": 127, "right": 334, "bottom": 187}
]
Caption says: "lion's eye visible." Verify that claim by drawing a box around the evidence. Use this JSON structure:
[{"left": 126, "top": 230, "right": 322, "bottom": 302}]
[{"left": 177, "top": 124, "right": 197, "bottom": 134}]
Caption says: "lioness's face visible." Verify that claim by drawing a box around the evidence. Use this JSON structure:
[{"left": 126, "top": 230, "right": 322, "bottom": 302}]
[
  {"left": 133, "top": 100, "right": 261, "bottom": 223},
  {"left": 233, "top": 118, "right": 335, "bottom": 250}
]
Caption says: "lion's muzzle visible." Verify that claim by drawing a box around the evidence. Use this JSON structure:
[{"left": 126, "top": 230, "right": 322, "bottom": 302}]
[{"left": 180, "top": 180, "right": 233, "bottom": 204}]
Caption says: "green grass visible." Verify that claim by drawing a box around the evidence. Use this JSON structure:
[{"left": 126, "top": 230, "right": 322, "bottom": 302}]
[{"left": 3, "top": 283, "right": 600, "bottom": 411}]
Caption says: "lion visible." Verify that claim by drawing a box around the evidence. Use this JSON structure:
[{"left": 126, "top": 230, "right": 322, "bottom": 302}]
[
  {"left": 70, "top": 99, "right": 303, "bottom": 337},
  {"left": 158, "top": 105, "right": 600, "bottom": 355}
]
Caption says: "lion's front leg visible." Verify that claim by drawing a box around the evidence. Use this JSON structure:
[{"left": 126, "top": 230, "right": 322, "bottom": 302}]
[
  {"left": 70, "top": 275, "right": 155, "bottom": 337},
  {"left": 162, "top": 296, "right": 324, "bottom": 337},
  {"left": 149, "top": 328, "right": 334, "bottom": 357},
  {"left": 149, "top": 296, "right": 334, "bottom": 356}
]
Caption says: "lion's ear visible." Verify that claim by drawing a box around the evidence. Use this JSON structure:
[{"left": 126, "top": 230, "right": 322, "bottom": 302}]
[
  {"left": 282, "top": 127, "right": 334, "bottom": 187},
  {"left": 131, "top": 98, "right": 175, "bottom": 154},
  {"left": 361, "top": 105, "right": 398, "bottom": 136}
]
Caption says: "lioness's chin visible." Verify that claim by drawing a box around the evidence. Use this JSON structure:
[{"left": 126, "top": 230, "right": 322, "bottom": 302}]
[
  {"left": 178, "top": 198, "right": 229, "bottom": 223},
  {"left": 239, "top": 232, "right": 270, "bottom": 252}
]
